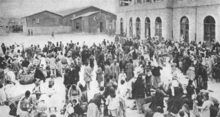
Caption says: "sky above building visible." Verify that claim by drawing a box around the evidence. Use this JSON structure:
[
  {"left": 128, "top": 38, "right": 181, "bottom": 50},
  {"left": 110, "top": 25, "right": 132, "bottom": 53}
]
[{"left": 0, "top": 0, "right": 117, "bottom": 18}]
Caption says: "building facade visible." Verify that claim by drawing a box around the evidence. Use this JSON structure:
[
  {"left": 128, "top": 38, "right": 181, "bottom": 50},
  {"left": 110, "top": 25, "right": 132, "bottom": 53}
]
[
  {"left": 116, "top": 0, "right": 220, "bottom": 45},
  {"left": 22, "top": 6, "right": 116, "bottom": 35}
]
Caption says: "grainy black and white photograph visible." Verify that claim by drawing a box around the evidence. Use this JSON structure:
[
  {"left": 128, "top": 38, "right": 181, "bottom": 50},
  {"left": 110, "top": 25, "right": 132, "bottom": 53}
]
[{"left": 0, "top": 0, "right": 220, "bottom": 117}]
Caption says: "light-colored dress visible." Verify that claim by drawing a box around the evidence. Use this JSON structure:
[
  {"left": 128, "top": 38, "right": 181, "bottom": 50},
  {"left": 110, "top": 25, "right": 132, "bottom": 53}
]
[
  {"left": 84, "top": 66, "right": 93, "bottom": 82},
  {"left": 87, "top": 103, "right": 100, "bottom": 117},
  {"left": 106, "top": 95, "right": 120, "bottom": 117},
  {"left": 96, "top": 67, "right": 103, "bottom": 83},
  {"left": 200, "top": 100, "right": 213, "bottom": 117},
  {"left": 0, "top": 87, "right": 6, "bottom": 103}
]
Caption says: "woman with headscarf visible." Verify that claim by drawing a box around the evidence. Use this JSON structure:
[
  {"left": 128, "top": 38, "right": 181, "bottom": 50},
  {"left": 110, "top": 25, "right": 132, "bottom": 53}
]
[{"left": 133, "top": 74, "right": 146, "bottom": 114}]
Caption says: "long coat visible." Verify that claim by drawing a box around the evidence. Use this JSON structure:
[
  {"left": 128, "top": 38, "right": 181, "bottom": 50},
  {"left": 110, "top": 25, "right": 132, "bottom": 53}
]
[
  {"left": 110, "top": 63, "right": 120, "bottom": 81},
  {"left": 125, "top": 62, "right": 134, "bottom": 81},
  {"left": 133, "top": 78, "right": 145, "bottom": 99},
  {"left": 84, "top": 66, "right": 92, "bottom": 82},
  {"left": 96, "top": 67, "right": 103, "bottom": 83}
]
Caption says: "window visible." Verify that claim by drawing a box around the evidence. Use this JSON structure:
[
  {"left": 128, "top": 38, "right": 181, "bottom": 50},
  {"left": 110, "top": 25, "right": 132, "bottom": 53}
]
[
  {"left": 155, "top": 17, "right": 162, "bottom": 38},
  {"left": 145, "top": 17, "right": 151, "bottom": 38},
  {"left": 180, "top": 16, "right": 189, "bottom": 42},
  {"left": 120, "top": 0, "right": 132, "bottom": 6},
  {"left": 120, "top": 18, "right": 124, "bottom": 35},
  {"left": 136, "top": 17, "right": 141, "bottom": 39},
  {"left": 76, "top": 23, "right": 80, "bottom": 30},
  {"left": 204, "top": 16, "right": 215, "bottom": 44},
  {"left": 137, "top": 0, "right": 142, "bottom": 4},
  {"left": 129, "top": 18, "right": 133, "bottom": 37}
]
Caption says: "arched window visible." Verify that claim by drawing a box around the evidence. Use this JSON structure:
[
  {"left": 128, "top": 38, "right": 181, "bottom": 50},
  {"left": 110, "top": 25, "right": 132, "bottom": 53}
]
[
  {"left": 204, "top": 16, "right": 215, "bottom": 45},
  {"left": 120, "top": 18, "right": 124, "bottom": 36},
  {"left": 145, "top": 17, "right": 151, "bottom": 38},
  {"left": 136, "top": 17, "right": 141, "bottom": 39},
  {"left": 180, "top": 16, "right": 189, "bottom": 42},
  {"left": 155, "top": 17, "right": 162, "bottom": 38},
  {"left": 129, "top": 18, "right": 133, "bottom": 37}
]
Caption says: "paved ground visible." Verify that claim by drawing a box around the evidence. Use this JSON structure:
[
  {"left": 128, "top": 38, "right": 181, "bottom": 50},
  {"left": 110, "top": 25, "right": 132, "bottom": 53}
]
[{"left": 0, "top": 33, "right": 220, "bottom": 117}]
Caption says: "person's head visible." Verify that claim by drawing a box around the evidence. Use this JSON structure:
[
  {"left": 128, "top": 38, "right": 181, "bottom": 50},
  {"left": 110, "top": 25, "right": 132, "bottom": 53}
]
[
  {"left": 35, "top": 91, "right": 42, "bottom": 100},
  {"left": 120, "top": 80, "right": 125, "bottom": 85},
  {"left": 188, "top": 80, "right": 193, "bottom": 86},
  {"left": 99, "top": 86, "right": 105, "bottom": 94},
  {"left": 179, "top": 111, "right": 185, "bottom": 117},
  {"left": 202, "top": 92, "right": 209, "bottom": 100},
  {"left": 72, "top": 99, "right": 77, "bottom": 105},
  {"left": 71, "top": 85, "right": 76, "bottom": 90},
  {"left": 85, "top": 62, "right": 88, "bottom": 66},
  {"left": 156, "top": 106, "right": 163, "bottom": 113},
  {"left": 25, "top": 90, "right": 31, "bottom": 98},
  {"left": 121, "top": 69, "right": 124, "bottom": 73},
  {"left": 109, "top": 87, "right": 116, "bottom": 98}
]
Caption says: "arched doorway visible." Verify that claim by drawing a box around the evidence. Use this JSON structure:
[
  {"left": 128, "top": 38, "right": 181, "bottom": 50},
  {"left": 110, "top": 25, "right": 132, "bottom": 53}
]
[
  {"left": 145, "top": 17, "right": 151, "bottom": 38},
  {"left": 120, "top": 18, "right": 124, "bottom": 36},
  {"left": 155, "top": 17, "right": 162, "bottom": 39},
  {"left": 180, "top": 16, "right": 189, "bottom": 43},
  {"left": 129, "top": 18, "right": 133, "bottom": 37},
  {"left": 204, "top": 16, "right": 215, "bottom": 47},
  {"left": 136, "top": 17, "right": 141, "bottom": 39}
]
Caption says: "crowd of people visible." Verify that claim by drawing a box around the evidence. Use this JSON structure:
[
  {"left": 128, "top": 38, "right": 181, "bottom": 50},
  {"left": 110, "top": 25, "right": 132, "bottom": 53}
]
[{"left": 0, "top": 35, "right": 220, "bottom": 117}]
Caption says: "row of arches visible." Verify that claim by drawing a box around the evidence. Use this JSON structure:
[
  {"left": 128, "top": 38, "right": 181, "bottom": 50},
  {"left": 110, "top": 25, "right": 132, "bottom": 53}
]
[
  {"left": 120, "top": 17, "right": 162, "bottom": 38},
  {"left": 120, "top": 16, "right": 216, "bottom": 43}
]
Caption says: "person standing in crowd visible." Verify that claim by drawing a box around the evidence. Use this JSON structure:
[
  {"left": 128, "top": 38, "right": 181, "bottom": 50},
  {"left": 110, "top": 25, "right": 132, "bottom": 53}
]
[
  {"left": 125, "top": 59, "right": 134, "bottom": 81},
  {"left": 96, "top": 64, "right": 103, "bottom": 87},
  {"left": 151, "top": 64, "right": 163, "bottom": 89},
  {"left": 84, "top": 62, "right": 93, "bottom": 90},
  {"left": 197, "top": 92, "right": 213, "bottom": 117},
  {"left": 133, "top": 74, "right": 146, "bottom": 114},
  {"left": 111, "top": 59, "right": 120, "bottom": 82}
]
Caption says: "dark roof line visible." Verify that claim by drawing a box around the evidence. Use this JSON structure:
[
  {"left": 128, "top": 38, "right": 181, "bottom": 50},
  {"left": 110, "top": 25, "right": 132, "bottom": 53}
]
[
  {"left": 23, "top": 10, "right": 62, "bottom": 18},
  {"left": 23, "top": 6, "right": 116, "bottom": 18}
]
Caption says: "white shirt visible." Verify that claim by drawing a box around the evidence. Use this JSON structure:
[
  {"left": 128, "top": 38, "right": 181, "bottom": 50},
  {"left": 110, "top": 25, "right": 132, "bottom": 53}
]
[
  {"left": 153, "top": 112, "right": 164, "bottom": 117},
  {"left": 106, "top": 95, "right": 120, "bottom": 110}
]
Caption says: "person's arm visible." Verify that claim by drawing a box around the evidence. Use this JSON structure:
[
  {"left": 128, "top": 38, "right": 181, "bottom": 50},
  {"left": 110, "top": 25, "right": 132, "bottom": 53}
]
[{"left": 197, "top": 102, "right": 207, "bottom": 110}]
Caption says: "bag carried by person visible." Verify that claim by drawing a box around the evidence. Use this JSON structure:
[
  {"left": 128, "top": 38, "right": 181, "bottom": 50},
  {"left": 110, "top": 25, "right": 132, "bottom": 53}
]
[{"left": 19, "top": 73, "right": 35, "bottom": 85}]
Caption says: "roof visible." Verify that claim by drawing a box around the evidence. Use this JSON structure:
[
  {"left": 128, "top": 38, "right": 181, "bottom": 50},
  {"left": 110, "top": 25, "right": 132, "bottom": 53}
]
[
  {"left": 58, "top": 6, "right": 116, "bottom": 17},
  {"left": 71, "top": 11, "right": 99, "bottom": 20},
  {"left": 23, "top": 10, "right": 62, "bottom": 18},
  {"left": 57, "top": 6, "right": 88, "bottom": 16}
]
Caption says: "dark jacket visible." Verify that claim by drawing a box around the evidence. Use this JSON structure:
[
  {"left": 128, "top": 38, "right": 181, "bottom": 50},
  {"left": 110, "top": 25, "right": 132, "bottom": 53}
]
[
  {"left": 34, "top": 68, "right": 46, "bottom": 82},
  {"left": 133, "top": 77, "right": 145, "bottom": 98}
]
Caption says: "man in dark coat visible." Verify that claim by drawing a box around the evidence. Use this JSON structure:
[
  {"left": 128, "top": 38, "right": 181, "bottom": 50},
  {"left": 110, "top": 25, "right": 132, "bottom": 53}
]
[
  {"left": 69, "top": 63, "right": 77, "bottom": 85},
  {"left": 81, "top": 47, "right": 87, "bottom": 65},
  {"left": 119, "top": 57, "right": 127, "bottom": 71},
  {"left": 34, "top": 66, "right": 46, "bottom": 82}
]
